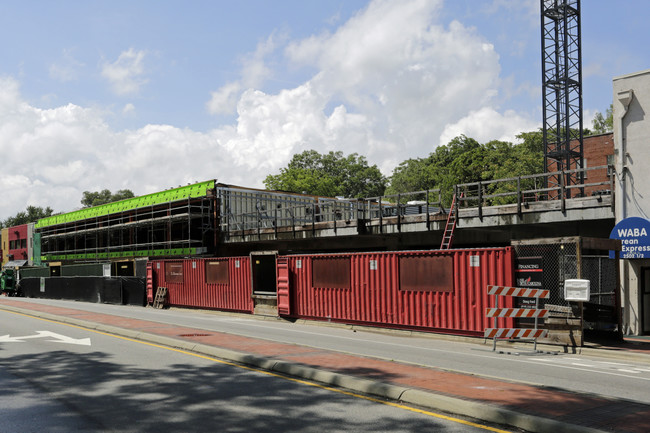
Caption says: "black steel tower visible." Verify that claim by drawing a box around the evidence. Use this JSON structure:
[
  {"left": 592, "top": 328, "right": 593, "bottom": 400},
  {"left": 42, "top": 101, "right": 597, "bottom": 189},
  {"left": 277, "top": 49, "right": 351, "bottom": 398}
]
[{"left": 541, "top": 0, "right": 583, "bottom": 198}]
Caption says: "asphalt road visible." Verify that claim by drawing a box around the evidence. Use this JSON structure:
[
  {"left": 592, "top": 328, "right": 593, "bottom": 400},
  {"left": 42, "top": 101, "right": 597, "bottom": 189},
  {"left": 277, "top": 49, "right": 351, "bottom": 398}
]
[
  {"left": 0, "top": 307, "right": 510, "bottom": 433},
  {"left": 8, "top": 297, "right": 648, "bottom": 405}
]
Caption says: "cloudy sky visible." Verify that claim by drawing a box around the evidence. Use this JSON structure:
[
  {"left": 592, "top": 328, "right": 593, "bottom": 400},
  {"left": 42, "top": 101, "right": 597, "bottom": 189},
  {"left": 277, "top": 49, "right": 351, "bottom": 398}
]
[{"left": 1, "top": 0, "right": 648, "bottom": 219}]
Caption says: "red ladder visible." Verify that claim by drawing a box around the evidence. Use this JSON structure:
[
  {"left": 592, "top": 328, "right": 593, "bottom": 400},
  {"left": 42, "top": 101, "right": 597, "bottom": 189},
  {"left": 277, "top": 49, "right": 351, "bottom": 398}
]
[{"left": 440, "top": 193, "right": 461, "bottom": 249}]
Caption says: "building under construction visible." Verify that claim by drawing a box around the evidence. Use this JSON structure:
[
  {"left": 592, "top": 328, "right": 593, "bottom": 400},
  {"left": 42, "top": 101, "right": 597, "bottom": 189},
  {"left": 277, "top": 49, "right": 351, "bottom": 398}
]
[{"left": 35, "top": 180, "right": 345, "bottom": 268}]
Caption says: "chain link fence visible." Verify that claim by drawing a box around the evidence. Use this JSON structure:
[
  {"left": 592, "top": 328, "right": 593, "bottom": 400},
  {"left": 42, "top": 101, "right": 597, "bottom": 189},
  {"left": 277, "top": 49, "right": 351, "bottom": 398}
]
[
  {"left": 581, "top": 255, "right": 617, "bottom": 306},
  {"left": 512, "top": 238, "right": 619, "bottom": 336},
  {"left": 512, "top": 241, "right": 576, "bottom": 310}
]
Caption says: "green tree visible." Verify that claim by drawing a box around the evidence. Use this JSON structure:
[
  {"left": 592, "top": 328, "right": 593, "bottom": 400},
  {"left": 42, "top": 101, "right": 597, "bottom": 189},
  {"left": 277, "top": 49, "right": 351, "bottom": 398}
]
[
  {"left": 384, "top": 157, "right": 432, "bottom": 196},
  {"left": 387, "top": 136, "right": 485, "bottom": 194},
  {"left": 481, "top": 137, "right": 544, "bottom": 204},
  {"left": 264, "top": 150, "right": 387, "bottom": 198},
  {"left": 111, "top": 189, "right": 136, "bottom": 202},
  {"left": 592, "top": 103, "right": 613, "bottom": 134},
  {"left": 1, "top": 205, "right": 54, "bottom": 228},
  {"left": 81, "top": 189, "right": 135, "bottom": 208},
  {"left": 514, "top": 129, "right": 544, "bottom": 156},
  {"left": 386, "top": 133, "right": 545, "bottom": 205}
]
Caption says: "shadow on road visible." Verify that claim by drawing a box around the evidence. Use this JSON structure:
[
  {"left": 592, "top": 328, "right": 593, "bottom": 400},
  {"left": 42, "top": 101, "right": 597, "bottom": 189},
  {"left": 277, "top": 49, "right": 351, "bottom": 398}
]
[{"left": 0, "top": 349, "right": 457, "bottom": 432}]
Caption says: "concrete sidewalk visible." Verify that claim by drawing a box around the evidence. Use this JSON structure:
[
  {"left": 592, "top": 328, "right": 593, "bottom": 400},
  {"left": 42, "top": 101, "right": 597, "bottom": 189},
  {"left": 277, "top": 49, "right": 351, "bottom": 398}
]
[{"left": 1, "top": 298, "right": 648, "bottom": 433}]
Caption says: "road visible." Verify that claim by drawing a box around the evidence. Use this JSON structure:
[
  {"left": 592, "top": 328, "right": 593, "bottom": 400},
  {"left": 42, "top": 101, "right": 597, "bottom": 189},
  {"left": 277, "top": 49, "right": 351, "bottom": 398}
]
[
  {"left": 7, "top": 297, "right": 648, "bottom": 405},
  {"left": 0, "top": 306, "right": 511, "bottom": 433}
]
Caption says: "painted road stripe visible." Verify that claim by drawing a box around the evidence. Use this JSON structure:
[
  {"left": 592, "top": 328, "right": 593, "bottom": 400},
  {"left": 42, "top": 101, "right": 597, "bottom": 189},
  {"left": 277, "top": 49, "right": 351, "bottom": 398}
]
[{"left": 2, "top": 309, "right": 512, "bottom": 433}]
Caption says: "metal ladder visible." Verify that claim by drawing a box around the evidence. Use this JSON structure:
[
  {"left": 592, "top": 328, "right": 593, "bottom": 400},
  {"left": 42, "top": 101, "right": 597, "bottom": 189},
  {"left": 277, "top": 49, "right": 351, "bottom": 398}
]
[{"left": 440, "top": 193, "right": 461, "bottom": 249}]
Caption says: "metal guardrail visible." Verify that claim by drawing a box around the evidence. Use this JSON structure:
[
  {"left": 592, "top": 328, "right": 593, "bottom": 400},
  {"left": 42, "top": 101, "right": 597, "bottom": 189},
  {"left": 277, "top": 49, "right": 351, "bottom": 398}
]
[
  {"left": 220, "top": 189, "right": 444, "bottom": 240},
  {"left": 221, "top": 165, "right": 614, "bottom": 240},
  {"left": 454, "top": 165, "right": 614, "bottom": 217}
]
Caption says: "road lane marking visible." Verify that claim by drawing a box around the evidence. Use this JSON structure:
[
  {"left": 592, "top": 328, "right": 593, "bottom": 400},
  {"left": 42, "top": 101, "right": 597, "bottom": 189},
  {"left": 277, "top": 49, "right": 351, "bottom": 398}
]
[
  {"left": 103, "top": 333, "right": 514, "bottom": 433},
  {"left": 4, "top": 304, "right": 650, "bottom": 392},
  {"left": 1, "top": 308, "right": 512, "bottom": 433},
  {"left": 0, "top": 331, "right": 91, "bottom": 345},
  {"left": 517, "top": 359, "right": 650, "bottom": 382}
]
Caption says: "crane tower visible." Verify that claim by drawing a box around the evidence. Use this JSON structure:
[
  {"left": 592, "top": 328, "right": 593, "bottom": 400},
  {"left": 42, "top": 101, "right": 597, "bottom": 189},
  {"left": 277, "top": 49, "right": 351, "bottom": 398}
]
[{"left": 541, "top": 0, "right": 584, "bottom": 197}]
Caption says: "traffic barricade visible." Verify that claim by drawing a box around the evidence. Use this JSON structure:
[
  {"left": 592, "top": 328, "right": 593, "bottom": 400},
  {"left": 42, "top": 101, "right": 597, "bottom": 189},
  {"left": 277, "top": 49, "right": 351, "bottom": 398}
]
[{"left": 485, "top": 285, "right": 550, "bottom": 351}]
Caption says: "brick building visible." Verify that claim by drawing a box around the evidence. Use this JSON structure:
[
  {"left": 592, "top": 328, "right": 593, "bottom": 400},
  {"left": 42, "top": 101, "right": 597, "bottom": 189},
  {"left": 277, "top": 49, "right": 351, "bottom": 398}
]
[
  {"left": 546, "top": 132, "right": 614, "bottom": 197},
  {"left": 1, "top": 223, "right": 33, "bottom": 268}
]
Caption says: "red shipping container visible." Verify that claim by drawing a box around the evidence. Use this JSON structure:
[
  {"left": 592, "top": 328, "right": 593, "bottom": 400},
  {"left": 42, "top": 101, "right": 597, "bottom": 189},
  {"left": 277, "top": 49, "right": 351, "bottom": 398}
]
[
  {"left": 150, "top": 257, "right": 253, "bottom": 313},
  {"left": 278, "top": 248, "right": 514, "bottom": 335}
]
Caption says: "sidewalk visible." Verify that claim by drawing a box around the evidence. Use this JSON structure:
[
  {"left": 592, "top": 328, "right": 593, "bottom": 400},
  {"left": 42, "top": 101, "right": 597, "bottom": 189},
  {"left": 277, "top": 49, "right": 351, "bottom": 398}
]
[{"left": 1, "top": 297, "right": 649, "bottom": 433}]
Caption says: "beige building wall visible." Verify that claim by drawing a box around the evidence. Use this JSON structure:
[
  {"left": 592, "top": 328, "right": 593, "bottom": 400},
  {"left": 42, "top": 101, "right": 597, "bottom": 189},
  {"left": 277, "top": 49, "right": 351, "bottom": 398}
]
[
  {"left": 613, "top": 69, "right": 650, "bottom": 335},
  {"left": 1, "top": 228, "right": 8, "bottom": 266}
]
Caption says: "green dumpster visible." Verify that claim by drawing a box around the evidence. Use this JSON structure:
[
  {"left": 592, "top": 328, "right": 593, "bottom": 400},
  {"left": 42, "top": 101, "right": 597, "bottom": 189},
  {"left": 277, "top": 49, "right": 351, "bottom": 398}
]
[{"left": 1, "top": 269, "right": 18, "bottom": 296}]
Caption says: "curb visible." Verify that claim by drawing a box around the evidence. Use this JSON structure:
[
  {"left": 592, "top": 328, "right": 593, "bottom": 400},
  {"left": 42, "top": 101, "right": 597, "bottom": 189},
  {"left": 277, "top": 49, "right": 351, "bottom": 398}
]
[{"left": 0, "top": 303, "right": 607, "bottom": 433}]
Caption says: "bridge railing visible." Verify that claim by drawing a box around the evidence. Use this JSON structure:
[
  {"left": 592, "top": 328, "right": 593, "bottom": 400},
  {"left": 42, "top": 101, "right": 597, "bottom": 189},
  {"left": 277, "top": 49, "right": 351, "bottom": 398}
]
[
  {"left": 455, "top": 164, "right": 614, "bottom": 215},
  {"left": 220, "top": 189, "right": 444, "bottom": 239},
  {"left": 220, "top": 165, "right": 614, "bottom": 239}
]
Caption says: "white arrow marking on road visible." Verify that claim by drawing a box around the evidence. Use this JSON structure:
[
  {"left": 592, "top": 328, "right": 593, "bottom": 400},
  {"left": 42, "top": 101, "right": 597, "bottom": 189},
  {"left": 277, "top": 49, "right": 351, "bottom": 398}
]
[{"left": 0, "top": 331, "right": 91, "bottom": 346}]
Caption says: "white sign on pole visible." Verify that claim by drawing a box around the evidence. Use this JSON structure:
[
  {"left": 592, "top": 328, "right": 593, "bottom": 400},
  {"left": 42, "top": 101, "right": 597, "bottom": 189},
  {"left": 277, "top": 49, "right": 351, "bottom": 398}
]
[{"left": 564, "top": 279, "right": 590, "bottom": 301}]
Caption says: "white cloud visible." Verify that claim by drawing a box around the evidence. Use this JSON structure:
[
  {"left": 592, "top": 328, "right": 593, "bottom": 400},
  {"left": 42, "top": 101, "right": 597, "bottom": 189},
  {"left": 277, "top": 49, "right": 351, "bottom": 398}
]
[
  {"left": 207, "top": 32, "right": 286, "bottom": 115},
  {"left": 207, "top": 0, "right": 515, "bottom": 176},
  {"left": 207, "top": 82, "right": 242, "bottom": 115},
  {"left": 0, "top": 83, "right": 118, "bottom": 216},
  {"left": 439, "top": 107, "right": 540, "bottom": 146},
  {"left": 101, "top": 48, "right": 148, "bottom": 96},
  {"left": 280, "top": 0, "right": 506, "bottom": 160},
  {"left": 0, "top": 81, "right": 215, "bottom": 217},
  {"left": 218, "top": 83, "right": 377, "bottom": 171},
  {"left": 584, "top": 109, "right": 602, "bottom": 131},
  {"left": 0, "top": 0, "right": 542, "bottom": 219},
  {"left": 0, "top": 76, "right": 22, "bottom": 112},
  {"left": 122, "top": 103, "right": 136, "bottom": 115}
]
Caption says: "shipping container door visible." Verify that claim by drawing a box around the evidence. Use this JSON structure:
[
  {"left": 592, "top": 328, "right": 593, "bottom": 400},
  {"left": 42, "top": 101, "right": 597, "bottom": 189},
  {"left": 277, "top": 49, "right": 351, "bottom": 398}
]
[
  {"left": 277, "top": 257, "right": 291, "bottom": 315},
  {"left": 146, "top": 262, "right": 154, "bottom": 305},
  {"left": 251, "top": 252, "right": 277, "bottom": 295}
]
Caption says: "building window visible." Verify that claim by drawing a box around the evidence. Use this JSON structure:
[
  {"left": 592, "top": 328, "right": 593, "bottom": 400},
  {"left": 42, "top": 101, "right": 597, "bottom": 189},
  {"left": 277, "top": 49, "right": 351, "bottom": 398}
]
[
  {"left": 577, "top": 159, "right": 587, "bottom": 179},
  {"left": 607, "top": 154, "right": 615, "bottom": 175}
]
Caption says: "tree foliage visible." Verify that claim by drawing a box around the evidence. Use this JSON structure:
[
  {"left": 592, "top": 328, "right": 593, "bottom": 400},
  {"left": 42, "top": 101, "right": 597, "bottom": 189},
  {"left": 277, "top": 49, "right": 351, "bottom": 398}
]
[
  {"left": 81, "top": 189, "right": 135, "bottom": 208},
  {"left": 386, "top": 132, "right": 545, "bottom": 205},
  {"left": 592, "top": 103, "right": 613, "bottom": 134},
  {"left": 264, "top": 150, "right": 387, "bottom": 198},
  {"left": 1, "top": 205, "right": 54, "bottom": 228}
]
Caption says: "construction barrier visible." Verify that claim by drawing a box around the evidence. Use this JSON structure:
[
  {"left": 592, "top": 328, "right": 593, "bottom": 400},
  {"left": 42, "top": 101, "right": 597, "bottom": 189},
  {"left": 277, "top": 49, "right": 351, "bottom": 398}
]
[
  {"left": 485, "top": 285, "right": 549, "bottom": 351},
  {"left": 485, "top": 307, "right": 550, "bottom": 319},
  {"left": 20, "top": 276, "right": 145, "bottom": 306}
]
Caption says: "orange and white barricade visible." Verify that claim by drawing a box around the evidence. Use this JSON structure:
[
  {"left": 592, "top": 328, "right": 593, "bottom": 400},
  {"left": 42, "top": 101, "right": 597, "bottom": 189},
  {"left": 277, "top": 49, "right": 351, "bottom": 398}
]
[{"left": 485, "top": 285, "right": 549, "bottom": 351}]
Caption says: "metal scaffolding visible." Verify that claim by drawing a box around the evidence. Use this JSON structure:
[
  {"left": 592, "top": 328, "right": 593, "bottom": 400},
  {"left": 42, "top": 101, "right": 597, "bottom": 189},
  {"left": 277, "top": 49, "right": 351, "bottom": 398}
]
[
  {"left": 541, "top": 0, "right": 584, "bottom": 198},
  {"left": 39, "top": 196, "right": 216, "bottom": 261}
]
